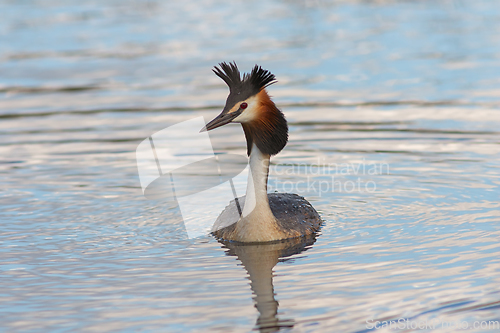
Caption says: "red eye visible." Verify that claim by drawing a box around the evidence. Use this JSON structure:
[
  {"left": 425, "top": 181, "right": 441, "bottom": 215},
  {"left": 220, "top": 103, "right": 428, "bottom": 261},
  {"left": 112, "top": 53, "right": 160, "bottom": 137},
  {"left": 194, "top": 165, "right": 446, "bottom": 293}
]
[{"left": 240, "top": 102, "right": 248, "bottom": 109}]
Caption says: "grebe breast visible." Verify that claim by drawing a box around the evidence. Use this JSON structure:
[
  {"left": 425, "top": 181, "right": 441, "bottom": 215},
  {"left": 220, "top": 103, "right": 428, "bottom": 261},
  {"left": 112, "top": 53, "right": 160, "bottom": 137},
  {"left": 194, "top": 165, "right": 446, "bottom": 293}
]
[{"left": 212, "top": 193, "right": 322, "bottom": 242}]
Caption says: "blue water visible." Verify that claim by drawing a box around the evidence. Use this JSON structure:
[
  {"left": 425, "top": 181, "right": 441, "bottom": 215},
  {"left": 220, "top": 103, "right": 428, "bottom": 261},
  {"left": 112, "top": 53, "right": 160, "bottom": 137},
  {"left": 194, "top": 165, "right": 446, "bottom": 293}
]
[{"left": 1, "top": 1, "right": 500, "bottom": 332}]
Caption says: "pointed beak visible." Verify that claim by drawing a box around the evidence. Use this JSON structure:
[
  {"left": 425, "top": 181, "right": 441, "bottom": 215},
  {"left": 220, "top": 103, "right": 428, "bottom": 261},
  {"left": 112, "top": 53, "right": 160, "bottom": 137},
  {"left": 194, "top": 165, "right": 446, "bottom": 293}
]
[{"left": 201, "top": 109, "right": 242, "bottom": 132}]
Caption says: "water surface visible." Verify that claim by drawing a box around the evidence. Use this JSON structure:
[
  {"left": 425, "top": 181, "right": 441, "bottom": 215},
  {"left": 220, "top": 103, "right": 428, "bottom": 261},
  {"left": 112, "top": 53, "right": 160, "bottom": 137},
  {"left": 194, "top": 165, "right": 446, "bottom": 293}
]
[{"left": 1, "top": 1, "right": 500, "bottom": 332}]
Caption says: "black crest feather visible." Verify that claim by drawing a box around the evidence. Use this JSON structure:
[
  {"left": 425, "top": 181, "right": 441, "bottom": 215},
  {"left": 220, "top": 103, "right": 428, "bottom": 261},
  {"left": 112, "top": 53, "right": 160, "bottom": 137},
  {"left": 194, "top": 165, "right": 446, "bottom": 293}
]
[
  {"left": 213, "top": 62, "right": 242, "bottom": 92},
  {"left": 245, "top": 65, "right": 277, "bottom": 91},
  {"left": 213, "top": 62, "right": 277, "bottom": 98}
]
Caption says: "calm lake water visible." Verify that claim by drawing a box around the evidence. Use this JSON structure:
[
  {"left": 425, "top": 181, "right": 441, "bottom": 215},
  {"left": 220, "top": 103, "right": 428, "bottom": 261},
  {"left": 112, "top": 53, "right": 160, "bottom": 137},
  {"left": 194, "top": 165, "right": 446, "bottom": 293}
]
[{"left": 1, "top": 1, "right": 500, "bottom": 332}]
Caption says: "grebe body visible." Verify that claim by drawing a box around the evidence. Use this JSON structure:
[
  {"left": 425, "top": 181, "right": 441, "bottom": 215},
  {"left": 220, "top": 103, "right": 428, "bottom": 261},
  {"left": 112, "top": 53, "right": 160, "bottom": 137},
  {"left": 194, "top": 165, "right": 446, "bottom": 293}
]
[
  {"left": 212, "top": 192, "right": 321, "bottom": 243},
  {"left": 203, "top": 62, "right": 322, "bottom": 243}
]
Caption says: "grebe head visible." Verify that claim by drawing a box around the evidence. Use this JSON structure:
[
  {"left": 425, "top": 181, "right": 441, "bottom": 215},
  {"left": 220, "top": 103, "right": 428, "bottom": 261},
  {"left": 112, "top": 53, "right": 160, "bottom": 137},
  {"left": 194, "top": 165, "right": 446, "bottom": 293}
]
[{"left": 203, "top": 62, "right": 288, "bottom": 156}]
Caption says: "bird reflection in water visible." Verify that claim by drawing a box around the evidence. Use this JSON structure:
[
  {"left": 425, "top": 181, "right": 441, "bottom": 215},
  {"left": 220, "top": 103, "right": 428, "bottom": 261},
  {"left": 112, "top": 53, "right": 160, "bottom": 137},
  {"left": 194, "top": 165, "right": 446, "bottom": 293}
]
[{"left": 219, "top": 235, "right": 318, "bottom": 332}]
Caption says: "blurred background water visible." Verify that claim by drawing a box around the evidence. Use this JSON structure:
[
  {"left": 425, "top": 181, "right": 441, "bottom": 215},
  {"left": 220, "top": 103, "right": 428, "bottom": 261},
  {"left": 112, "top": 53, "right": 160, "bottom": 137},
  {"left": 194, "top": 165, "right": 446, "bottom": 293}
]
[{"left": 1, "top": 0, "right": 500, "bottom": 332}]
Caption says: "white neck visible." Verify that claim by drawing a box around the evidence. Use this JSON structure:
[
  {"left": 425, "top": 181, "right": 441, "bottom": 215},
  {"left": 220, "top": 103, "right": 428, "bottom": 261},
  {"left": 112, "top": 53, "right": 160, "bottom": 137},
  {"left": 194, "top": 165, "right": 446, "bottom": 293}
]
[
  {"left": 242, "top": 143, "right": 271, "bottom": 217},
  {"left": 234, "top": 144, "right": 283, "bottom": 242}
]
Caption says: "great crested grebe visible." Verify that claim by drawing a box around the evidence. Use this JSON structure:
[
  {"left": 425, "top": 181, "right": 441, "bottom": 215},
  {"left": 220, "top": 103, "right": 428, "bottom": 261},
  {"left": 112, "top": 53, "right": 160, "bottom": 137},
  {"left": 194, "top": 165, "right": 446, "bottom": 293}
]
[{"left": 203, "top": 62, "right": 322, "bottom": 243}]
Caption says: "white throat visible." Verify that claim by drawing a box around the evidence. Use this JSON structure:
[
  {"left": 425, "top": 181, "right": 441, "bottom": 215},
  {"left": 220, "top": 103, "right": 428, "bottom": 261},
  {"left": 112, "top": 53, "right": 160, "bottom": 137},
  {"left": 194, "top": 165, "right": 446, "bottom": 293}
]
[
  {"left": 233, "top": 143, "right": 282, "bottom": 242},
  {"left": 242, "top": 143, "right": 271, "bottom": 218}
]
